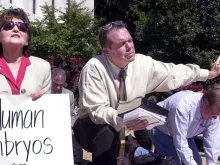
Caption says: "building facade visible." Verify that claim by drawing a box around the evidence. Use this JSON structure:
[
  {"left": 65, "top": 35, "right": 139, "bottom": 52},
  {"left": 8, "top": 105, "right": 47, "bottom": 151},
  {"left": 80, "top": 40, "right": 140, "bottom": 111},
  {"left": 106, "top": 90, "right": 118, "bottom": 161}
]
[{"left": 0, "top": 0, "right": 94, "bottom": 21}]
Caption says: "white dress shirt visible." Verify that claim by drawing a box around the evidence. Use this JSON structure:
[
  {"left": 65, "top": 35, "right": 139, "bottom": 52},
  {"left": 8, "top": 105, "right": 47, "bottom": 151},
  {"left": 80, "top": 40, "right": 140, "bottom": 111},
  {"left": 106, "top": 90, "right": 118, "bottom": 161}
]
[{"left": 78, "top": 54, "right": 209, "bottom": 131}]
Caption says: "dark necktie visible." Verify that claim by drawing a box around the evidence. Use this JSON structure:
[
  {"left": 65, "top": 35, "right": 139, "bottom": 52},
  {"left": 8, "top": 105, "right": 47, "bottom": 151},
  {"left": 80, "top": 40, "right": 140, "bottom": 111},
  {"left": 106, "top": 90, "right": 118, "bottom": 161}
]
[
  {"left": 118, "top": 69, "right": 127, "bottom": 162},
  {"left": 119, "top": 69, "right": 127, "bottom": 101}
]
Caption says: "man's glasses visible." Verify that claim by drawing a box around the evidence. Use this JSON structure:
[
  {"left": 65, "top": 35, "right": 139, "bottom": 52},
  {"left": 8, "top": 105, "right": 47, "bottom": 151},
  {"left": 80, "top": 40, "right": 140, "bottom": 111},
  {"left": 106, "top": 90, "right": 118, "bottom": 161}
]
[
  {"left": 102, "top": 21, "right": 125, "bottom": 31},
  {"left": 1, "top": 21, "right": 28, "bottom": 33}
]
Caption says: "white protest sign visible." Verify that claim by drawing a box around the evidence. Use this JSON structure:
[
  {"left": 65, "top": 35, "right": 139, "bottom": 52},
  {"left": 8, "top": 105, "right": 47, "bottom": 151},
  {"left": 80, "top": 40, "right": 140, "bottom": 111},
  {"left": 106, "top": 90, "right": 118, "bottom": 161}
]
[{"left": 0, "top": 94, "right": 74, "bottom": 165}]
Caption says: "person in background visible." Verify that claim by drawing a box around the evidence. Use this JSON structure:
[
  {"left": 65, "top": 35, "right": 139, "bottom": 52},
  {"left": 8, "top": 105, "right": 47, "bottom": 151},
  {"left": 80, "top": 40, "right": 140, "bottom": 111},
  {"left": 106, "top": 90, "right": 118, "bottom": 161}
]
[
  {"left": 51, "top": 68, "right": 91, "bottom": 165},
  {"left": 149, "top": 88, "right": 220, "bottom": 165},
  {"left": 73, "top": 21, "right": 220, "bottom": 165},
  {"left": 51, "top": 68, "right": 76, "bottom": 124},
  {"left": 0, "top": 8, "right": 51, "bottom": 99}
]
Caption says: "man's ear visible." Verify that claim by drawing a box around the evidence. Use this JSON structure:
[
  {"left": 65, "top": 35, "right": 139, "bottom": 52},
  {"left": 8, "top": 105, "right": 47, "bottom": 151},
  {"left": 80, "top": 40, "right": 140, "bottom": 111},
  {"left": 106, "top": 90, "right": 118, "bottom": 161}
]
[
  {"left": 202, "top": 99, "right": 209, "bottom": 107},
  {"left": 103, "top": 48, "right": 111, "bottom": 60}
]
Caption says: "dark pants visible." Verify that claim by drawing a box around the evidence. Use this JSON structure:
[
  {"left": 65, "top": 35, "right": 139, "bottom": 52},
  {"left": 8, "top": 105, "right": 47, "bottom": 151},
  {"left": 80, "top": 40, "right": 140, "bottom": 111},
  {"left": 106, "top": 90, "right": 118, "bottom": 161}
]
[
  {"left": 134, "top": 129, "right": 152, "bottom": 150},
  {"left": 73, "top": 117, "right": 121, "bottom": 165},
  {"left": 149, "top": 128, "right": 202, "bottom": 165},
  {"left": 72, "top": 134, "right": 83, "bottom": 164}
]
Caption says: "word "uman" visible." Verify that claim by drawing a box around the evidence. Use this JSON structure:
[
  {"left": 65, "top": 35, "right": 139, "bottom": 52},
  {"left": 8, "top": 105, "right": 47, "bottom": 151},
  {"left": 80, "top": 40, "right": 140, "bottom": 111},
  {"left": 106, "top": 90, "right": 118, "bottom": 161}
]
[{"left": 0, "top": 109, "right": 44, "bottom": 130}]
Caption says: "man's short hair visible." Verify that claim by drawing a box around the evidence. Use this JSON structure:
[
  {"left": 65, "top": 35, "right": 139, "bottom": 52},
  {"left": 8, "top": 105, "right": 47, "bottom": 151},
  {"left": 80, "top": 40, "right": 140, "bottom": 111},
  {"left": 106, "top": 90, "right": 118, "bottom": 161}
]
[
  {"left": 52, "top": 68, "right": 66, "bottom": 82},
  {"left": 99, "top": 21, "right": 126, "bottom": 48},
  {"left": 202, "top": 88, "right": 220, "bottom": 106}
]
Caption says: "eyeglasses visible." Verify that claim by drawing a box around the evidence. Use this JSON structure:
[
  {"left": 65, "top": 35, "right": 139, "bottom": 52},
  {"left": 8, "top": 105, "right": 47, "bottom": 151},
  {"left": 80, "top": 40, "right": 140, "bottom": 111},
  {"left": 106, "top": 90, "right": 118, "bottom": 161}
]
[
  {"left": 1, "top": 21, "right": 28, "bottom": 33},
  {"left": 102, "top": 21, "right": 124, "bottom": 31}
]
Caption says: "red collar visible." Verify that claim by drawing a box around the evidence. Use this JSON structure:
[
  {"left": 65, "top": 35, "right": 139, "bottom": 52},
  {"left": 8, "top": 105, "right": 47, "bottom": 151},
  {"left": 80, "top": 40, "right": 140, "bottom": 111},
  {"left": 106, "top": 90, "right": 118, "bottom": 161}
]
[{"left": 0, "top": 55, "right": 31, "bottom": 94}]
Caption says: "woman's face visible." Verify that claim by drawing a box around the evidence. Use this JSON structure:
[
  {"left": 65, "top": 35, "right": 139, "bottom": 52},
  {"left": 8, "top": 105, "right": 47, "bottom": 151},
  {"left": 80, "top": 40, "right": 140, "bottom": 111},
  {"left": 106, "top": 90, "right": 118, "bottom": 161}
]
[{"left": 0, "top": 17, "right": 28, "bottom": 50}]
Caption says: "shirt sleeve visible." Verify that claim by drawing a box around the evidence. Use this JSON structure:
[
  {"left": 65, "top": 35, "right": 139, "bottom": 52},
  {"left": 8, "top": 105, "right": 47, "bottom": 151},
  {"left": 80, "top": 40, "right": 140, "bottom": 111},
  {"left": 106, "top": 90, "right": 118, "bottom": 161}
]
[
  {"left": 79, "top": 65, "right": 124, "bottom": 132},
  {"left": 42, "top": 62, "right": 52, "bottom": 91},
  {"left": 148, "top": 58, "right": 209, "bottom": 92},
  {"left": 69, "top": 91, "right": 76, "bottom": 126},
  {"left": 203, "top": 119, "right": 220, "bottom": 165},
  {"left": 169, "top": 108, "right": 197, "bottom": 165}
]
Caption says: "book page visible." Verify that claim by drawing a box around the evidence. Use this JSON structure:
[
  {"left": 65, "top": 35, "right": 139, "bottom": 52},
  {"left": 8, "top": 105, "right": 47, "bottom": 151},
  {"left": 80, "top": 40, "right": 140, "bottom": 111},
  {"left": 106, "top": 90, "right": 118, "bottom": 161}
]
[{"left": 123, "top": 107, "right": 166, "bottom": 130}]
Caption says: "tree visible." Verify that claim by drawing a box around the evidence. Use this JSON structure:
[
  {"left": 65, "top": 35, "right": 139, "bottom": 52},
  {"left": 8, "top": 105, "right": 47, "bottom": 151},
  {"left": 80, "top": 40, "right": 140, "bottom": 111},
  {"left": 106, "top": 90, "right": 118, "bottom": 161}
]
[
  {"left": 31, "top": 1, "right": 101, "bottom": 62},
  {"left": 129, "top": 0, "right": 220, "bottom": 68},
  {"left": 30, "top": 1, "right": 102, "bottom": 92},
  {"left": 95, "top": 0, "right": 220, "bottom": 67},
  {"left": 94, "top": 0, "right": 136, "bottom": 34}
]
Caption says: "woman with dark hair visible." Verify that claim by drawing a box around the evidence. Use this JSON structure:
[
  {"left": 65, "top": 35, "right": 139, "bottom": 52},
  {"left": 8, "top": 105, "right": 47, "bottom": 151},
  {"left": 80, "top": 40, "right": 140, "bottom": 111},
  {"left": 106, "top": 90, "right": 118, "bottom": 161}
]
[{"left": 0, "top": 8, "right": 51, "bottom": 100}]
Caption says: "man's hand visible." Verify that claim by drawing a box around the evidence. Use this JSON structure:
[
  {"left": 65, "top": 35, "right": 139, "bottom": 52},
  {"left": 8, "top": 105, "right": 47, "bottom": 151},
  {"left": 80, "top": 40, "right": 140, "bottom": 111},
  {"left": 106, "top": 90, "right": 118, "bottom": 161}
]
[
  {"left": 126, "top": 119, "right": 149, "bottom": 131},
  {"left": 31, "top": 90, "right": 46, "bottom": 101},
  {"left": 208, "top": 56, "right": 220, "bottom": 79}
]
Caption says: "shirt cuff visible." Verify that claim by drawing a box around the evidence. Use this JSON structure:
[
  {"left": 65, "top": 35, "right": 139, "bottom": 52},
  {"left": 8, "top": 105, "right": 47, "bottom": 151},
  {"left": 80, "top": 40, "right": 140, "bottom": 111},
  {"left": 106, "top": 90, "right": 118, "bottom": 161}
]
[
  {"left": 198, "top": 69, "right": 209, "bottom": 81},
  {"left": 114, "top": 115, "right": 124, "bottom": 132},
  {"left": 207, "top": 162, "right": 217, "bottom": 165}
]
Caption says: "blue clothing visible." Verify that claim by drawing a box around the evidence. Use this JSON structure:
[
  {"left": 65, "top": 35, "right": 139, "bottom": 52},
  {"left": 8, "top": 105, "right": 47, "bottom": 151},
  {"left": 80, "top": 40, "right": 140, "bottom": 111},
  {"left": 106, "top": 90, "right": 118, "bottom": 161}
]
[
  {"left": 150, "top": 128, "right": 202, "bottom": 165},
  {"left": 134, "top": 147, "right": 150, "bottom": 157},
  {"left": 152, "top": 90, "right": 220, "bottom": 165}
]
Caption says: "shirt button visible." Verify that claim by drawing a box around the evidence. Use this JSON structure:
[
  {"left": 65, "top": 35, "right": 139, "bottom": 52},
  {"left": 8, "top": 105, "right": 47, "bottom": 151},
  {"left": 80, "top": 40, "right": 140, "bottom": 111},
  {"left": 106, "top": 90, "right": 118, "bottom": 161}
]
[{"left": 21, "top": 89, "right": 26, "bottom": 94}]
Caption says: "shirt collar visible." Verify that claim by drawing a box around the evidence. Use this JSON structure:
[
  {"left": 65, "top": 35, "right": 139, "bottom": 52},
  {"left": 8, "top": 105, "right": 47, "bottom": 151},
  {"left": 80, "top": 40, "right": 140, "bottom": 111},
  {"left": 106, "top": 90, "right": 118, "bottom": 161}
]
[{"left": 107, "top": 58, "right": 128, "bottom": 79}]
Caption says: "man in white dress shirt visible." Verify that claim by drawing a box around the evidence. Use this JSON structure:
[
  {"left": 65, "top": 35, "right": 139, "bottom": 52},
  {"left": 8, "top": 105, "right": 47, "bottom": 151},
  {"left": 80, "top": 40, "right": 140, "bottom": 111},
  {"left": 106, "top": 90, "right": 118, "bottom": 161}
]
[
  {"left": 74, "top": 20, "right": 220, "bottom": 165},
  {"left": 150, "top": 88, "right": 220, "bottom": 165}
]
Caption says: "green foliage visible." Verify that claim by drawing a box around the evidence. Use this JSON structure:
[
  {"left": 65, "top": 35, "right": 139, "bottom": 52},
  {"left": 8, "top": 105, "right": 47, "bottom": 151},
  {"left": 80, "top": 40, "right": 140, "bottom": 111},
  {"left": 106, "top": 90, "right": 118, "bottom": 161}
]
[
  {"left": 94, "top": 0, "right": 135, "bottom": 32},
  {"left": 95, "top": 0, "right": 130, "bottom": 21},
  {"left": 95, "top": 0, "right": 220, "bottom": 68},
  {"left": 129, "top": 0, "right": 220, "bottom": 68},
  {"left": 31, "top": 1, "right": 101, "bottom": 62}
]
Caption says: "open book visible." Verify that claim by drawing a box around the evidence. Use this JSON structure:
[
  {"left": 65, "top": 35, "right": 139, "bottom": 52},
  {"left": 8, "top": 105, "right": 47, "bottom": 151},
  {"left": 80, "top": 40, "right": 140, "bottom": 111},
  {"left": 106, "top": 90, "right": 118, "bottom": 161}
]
[{"left": 117, "top": 97, "right": 169, "bottom": 130}]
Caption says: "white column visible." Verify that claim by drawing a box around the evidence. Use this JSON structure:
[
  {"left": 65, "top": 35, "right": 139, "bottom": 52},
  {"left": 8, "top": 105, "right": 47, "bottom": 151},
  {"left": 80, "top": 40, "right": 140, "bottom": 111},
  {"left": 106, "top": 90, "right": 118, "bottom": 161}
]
[
  {"left": 54, "top": 0, "right": 67, "bottom": 19},
  {"left": 23, "top": 0, "right": 29, "bottom": 10},
  {"left": 0, "top": 0, "right": 11, "bottom": 9},
  {"left": 55, "top": 0, "right": 67, "bottom": 11},
  {"left": 36, "top": 0, "right": 51, "bottom": 20},
  {"left": 13, "top": 0, "right": 25, "bottom": 9},
  {"left": 25, "top": 0, "right": 32, "bottom": 15},
  {"left": 74, "top": 0, "right": 94, "bottom": 11}
]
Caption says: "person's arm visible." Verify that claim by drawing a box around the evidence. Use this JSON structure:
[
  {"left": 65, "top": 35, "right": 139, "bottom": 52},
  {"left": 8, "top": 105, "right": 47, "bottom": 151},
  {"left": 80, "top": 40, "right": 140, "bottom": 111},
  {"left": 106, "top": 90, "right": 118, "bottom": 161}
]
[
  {"left": 168, "top": 108, "right": 197, "bottom": 165},
  {"left": 79, "top": 63, "right": 123, "bottom": 132},
  {"left": 144, "top": 55, "right": 220, "bottom": 92},
  {"left": 69, "top": 91, "right": 77, "bottom": 126},
  {"left": 149, "top": 59, "right": 209, "bottom": 92},
  {"left": 203, "top": 119, "right": 220, "bottom": 165},
  {"left": 32, "top": 61, "right": 51, "bottom": 100},
  {"left": 41, "top": 62, "right": 52, "bottom": 91}
]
